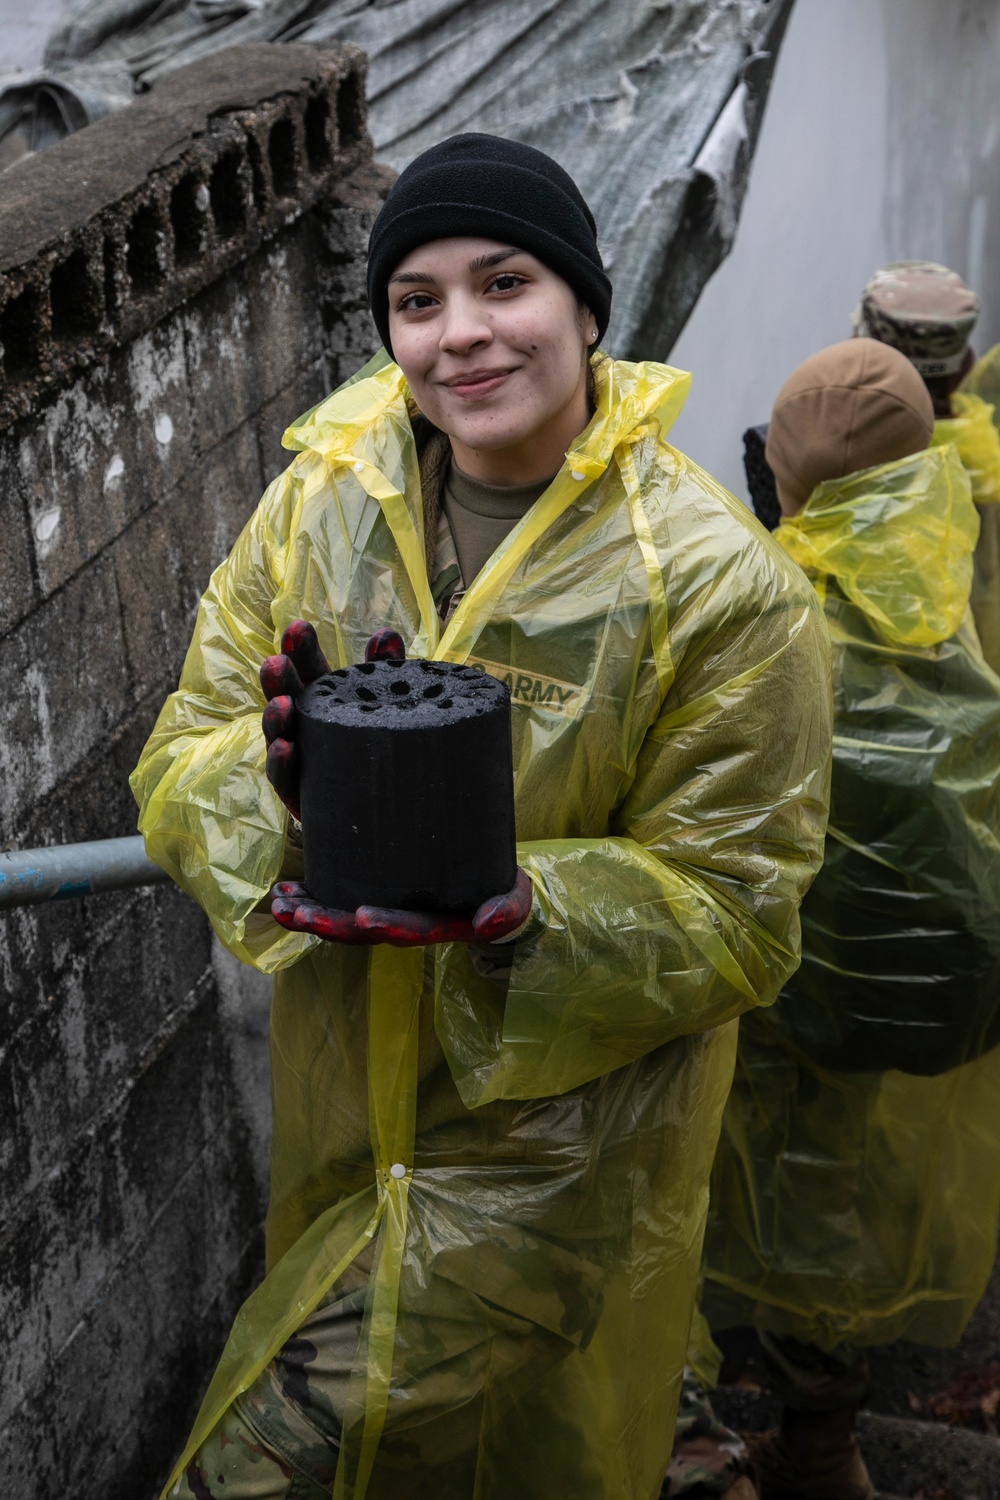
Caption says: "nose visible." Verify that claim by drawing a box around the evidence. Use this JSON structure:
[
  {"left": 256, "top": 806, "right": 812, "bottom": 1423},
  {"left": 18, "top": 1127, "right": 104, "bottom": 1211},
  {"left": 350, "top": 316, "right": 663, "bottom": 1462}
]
[{"left": 439, "top": 291, "right": 492, "bottom": 355}]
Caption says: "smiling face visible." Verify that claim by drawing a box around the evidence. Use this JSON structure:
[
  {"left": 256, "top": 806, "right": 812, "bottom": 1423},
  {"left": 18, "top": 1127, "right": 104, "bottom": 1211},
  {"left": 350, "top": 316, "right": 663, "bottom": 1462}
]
[{"left": 386, "top": 237, "right": 595, "bottom": 484}]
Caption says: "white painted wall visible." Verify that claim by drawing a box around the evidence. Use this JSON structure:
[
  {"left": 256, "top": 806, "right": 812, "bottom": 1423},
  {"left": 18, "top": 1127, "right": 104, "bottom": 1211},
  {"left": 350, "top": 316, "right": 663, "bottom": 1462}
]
[{"left": 668, "top": 0, "right": 1000, "bottom": 502}]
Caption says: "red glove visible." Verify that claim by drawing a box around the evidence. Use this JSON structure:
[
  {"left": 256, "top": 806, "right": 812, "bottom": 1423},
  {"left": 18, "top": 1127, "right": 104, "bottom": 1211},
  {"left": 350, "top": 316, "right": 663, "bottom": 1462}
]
[
  {"left": 271, "top": 869, "right": 533, "bottom": 948},
  {"left": 261, "top": 622, "right": 404, "bottom": 818}
]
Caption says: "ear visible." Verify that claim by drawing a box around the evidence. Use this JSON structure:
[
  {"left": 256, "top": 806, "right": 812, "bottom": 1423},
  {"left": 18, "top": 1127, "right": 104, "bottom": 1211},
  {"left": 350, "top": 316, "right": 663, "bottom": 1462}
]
[{"left": 576, "top": 302, "right": 598, "bottom": 346}]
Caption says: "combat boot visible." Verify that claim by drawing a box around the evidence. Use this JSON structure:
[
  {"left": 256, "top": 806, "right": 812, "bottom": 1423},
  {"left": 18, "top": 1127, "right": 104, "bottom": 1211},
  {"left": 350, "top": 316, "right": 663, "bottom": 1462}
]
[{"left": 748, "top": 1407, "right": 874, "bottom": 1500}]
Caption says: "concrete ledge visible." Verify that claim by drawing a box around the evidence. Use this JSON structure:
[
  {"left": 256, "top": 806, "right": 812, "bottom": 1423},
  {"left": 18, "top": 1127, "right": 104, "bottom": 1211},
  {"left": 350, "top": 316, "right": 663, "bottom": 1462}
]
[
  {"left": 0, "top": 42, "right": 371, "bottom": 428},
  {"left": 859, "top": 1411, "right": 1000, "bottom": 1499}
]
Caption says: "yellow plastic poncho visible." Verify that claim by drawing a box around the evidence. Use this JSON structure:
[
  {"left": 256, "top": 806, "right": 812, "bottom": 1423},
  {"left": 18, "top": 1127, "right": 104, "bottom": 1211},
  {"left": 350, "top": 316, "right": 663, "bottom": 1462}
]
[
  {"left": 132, "top": 357, "right": 831, "bottom": 1499},
  {"left": 703, "top": 445, "right": 1000, "bottom": 1353},
  {"left": 930, "top": 346, "right": 1000, "bottom": 672}
]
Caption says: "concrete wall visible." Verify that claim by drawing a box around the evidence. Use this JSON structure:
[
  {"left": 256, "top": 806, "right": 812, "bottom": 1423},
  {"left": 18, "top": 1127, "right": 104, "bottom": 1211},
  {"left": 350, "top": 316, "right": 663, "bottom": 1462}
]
[
  {"left": 668, "top": 0, "right": 1000, "bottom": 500},
  {"left": 0, "top": 44, "right": 386, "bottom": 1499}
]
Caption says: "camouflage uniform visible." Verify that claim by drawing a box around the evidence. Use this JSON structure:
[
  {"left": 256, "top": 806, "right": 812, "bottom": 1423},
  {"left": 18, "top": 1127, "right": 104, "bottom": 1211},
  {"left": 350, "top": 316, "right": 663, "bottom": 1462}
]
[
  {"left": 662, "top": 1370, "right": 750, "bottom": 1497},
  {"left": 173, "top": 1286, "right": 363, "bottom": 1499},
  {"left": 175, "top": 1251, "right": 586, "bottom": 1500}
]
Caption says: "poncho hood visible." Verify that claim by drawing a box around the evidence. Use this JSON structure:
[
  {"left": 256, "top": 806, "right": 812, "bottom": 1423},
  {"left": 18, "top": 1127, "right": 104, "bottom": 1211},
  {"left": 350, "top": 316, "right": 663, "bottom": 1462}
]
[
  {"left": 775, "top": 445, "right": 976, "bottom": 648},
  {"left": 931, "top": 390, "right": 1000, "bottom": 505}
]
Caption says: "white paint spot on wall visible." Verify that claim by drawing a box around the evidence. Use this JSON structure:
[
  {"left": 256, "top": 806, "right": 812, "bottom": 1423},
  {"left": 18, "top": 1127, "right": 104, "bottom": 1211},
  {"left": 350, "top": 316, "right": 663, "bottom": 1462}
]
[
  {"left": 195, "top": 183, "right": 210, "bottom": 212},
  {"left": 22, "top": 660, "right": 54, "bottom": 796},
  {"left": 129, "top": 327, "right": 186, "bottom": 413},
  {"left": 34, "top": 507, "right": 61, "bottom": 543},
  {"left": 29, "top": 381, "right": 118, "bottom": 523},
  {"left": 103, "top": 454, "right": 125, "bottom": 489},
  {"left": 154, "top": 414, "right": 174, "bottom": 446}
]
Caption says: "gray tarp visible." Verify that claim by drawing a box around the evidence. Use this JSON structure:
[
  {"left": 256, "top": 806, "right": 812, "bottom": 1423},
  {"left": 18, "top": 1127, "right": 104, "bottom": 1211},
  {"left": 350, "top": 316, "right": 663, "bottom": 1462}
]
[{"left": 0, "top": 0, "right": 794, "bottom": 356}]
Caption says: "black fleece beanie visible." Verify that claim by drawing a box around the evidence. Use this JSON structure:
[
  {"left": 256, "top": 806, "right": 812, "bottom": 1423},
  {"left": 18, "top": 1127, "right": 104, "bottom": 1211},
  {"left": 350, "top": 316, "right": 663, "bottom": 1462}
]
[{"left": 367, "top": 133, "right": 612, "bottom": 356}]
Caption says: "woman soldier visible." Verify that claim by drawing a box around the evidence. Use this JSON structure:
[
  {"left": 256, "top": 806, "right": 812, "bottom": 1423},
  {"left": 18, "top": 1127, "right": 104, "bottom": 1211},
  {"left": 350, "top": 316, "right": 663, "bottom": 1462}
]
[{"left": 132, "top": 134, "right": 831, "bottom": 1500}]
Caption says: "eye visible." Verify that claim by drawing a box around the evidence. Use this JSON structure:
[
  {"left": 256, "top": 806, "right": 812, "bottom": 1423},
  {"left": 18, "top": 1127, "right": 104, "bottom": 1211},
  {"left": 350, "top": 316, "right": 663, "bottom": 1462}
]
[
  {"left": 397, "top": 291, "right": 439, "bottom": 313},
  {"left": 488, "top": 273, "right": 529, "bottom": 294}
]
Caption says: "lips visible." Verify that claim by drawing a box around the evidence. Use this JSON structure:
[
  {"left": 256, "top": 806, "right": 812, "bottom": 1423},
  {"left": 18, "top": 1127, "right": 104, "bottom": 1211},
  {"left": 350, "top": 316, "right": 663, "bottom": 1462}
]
[{"left": 441, "top": 367, "right": 517, "bottom": 398}]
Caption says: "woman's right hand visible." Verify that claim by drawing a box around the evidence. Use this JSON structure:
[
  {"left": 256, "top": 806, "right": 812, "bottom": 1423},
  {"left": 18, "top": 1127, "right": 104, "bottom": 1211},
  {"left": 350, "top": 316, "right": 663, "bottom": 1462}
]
[{"left": 260, "top": 622, "right": 407, "bottom": 819}]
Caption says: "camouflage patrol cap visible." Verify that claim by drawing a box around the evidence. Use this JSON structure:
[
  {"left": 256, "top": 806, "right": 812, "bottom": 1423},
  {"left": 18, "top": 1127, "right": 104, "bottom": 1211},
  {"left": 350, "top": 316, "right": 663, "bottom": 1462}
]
[{"left": 852, "top": 261, "right": 979, "bottom": 378}]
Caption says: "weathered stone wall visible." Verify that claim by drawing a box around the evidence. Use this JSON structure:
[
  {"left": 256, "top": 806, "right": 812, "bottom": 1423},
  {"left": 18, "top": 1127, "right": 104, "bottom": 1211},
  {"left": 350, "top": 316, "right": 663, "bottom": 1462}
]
[{"left": 0, "top": 43, "right": 388, "bottom": 1499}]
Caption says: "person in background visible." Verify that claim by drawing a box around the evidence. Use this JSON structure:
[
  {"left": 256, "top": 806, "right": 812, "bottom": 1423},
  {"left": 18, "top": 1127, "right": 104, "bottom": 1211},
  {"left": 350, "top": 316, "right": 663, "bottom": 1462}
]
[
  {"left": 702, "top": 338, "right": 1000, "bottom": 1500},
  {"left": 853, "top": 260, "right": 1000, "bottom": 671}
]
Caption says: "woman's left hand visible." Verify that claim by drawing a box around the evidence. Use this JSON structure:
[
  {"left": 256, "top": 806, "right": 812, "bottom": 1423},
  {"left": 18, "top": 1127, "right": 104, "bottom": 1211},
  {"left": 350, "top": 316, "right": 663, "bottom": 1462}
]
[{"left": 270, "top": 869, "right": 533, "bottom": 947}]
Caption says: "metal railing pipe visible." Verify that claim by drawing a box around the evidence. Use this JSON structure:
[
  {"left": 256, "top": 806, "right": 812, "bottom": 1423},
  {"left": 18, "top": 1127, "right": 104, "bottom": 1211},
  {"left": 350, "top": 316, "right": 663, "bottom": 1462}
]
[{"left": 0, "top": 835, "right": 170, "bottom": 909}]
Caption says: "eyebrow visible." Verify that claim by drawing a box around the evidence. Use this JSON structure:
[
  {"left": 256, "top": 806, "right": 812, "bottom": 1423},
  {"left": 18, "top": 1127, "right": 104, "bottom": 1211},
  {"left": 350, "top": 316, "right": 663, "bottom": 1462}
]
[
  {"left": 388, "top": 247, "right": 523, "bottom": 286},
  {"left": 468, "top": 247, "right": 521, "bottom": 273}
]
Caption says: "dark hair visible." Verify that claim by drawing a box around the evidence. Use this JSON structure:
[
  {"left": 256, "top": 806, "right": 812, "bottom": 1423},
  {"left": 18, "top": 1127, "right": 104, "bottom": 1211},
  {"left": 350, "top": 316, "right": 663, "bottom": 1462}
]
[{"left": 586, "top": 350, "right": 607, "bottom": 415}]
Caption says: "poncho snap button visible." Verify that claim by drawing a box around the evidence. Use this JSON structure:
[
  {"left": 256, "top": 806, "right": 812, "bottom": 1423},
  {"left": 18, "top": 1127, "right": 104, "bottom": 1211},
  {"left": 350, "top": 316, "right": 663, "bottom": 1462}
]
[
  {"left": 354, "top": 460, "right": 365, "bottom": 473},
  {"left": 389, "top": 1162, "right": 407, "bottom": 1179},
  {"left": 571, "top": 469, "right": 585, "bottom": 481}
]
